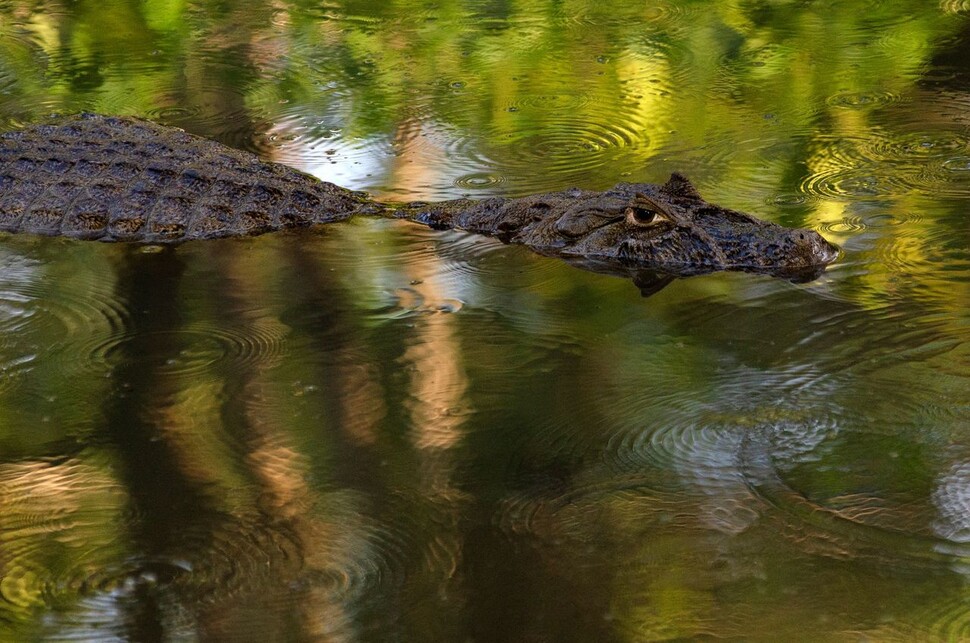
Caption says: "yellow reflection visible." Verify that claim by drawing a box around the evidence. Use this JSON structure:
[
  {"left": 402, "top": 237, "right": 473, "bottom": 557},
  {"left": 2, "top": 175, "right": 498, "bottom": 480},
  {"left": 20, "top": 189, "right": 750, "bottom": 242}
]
[
  {"left": 0, "top": 457, "right": 128, "bottom": 615},
  {"left": 389, "top": 118, "right": 471, "bottom": 452}
]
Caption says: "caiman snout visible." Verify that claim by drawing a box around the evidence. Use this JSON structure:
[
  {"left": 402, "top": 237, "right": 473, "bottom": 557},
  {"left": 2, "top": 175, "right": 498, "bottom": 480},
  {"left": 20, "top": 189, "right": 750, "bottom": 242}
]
[
  {"left": 768, "top": 227, "right": 840, "bottom": 281},
  {"left": 789, "top": 228, "right": 840, "bottom": 267},
  {"left": 706, "top": 219, "right": 839, "bottom": 278}
]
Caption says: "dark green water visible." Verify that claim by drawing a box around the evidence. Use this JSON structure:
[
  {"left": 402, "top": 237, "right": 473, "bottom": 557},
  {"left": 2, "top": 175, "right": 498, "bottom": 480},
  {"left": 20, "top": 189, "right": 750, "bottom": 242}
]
[{"left": 1, "top": 1, "right": 970, "bottom": 640}]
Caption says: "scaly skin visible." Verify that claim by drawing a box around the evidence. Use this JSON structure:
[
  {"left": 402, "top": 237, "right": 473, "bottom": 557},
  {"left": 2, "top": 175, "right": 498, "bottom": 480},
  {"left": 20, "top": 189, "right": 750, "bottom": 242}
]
[
  {"left": 0, "top": 113, "right": 838, "bottom": 287},
  {"left": 0, "top": 113, "right": 371, "bottom": 242},
  {"left": 395, "top": 174, "right": 838, "bottom": 281}
]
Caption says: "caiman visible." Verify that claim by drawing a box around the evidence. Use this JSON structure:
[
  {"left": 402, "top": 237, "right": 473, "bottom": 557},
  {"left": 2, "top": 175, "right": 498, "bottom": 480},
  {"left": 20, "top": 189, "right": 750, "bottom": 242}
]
[{"left": 0, "top": 113, "right": 838, "bottom": 294}]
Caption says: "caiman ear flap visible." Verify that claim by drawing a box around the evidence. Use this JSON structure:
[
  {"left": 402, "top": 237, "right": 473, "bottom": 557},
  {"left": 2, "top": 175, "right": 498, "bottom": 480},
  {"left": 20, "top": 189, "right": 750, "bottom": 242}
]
[{"left": 662, "top": 172, "right": 702, "bottom": 199}]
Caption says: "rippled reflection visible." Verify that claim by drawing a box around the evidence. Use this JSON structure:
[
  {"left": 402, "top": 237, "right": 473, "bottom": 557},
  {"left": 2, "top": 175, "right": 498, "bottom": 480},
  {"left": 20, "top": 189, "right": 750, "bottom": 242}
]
[
  {"left": 0, "top": 225, "right": 968, "bottom": 640},
  {"left": 1, "top": 0, "right": 970, "bottom": 640}
]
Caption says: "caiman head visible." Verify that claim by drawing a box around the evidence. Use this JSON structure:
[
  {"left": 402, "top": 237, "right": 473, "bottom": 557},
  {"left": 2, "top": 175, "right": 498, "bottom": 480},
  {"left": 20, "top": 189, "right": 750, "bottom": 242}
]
[{"left": 548, "top": 173, "right": 839, "bottom": 285}]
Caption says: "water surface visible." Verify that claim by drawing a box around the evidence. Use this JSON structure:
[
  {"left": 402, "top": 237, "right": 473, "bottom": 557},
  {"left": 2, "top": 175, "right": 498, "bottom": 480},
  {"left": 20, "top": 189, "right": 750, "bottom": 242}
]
[{"left": 1, "top": 1, "right": 970, "bottom": 640}]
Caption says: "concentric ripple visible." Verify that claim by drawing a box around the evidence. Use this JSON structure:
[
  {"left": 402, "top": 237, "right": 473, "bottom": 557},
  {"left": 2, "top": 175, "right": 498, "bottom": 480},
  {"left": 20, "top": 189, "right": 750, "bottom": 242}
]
[
  {"left": 940, "top": 0, "right": 970, "bottom": 13},
  {"left": 717, "top": 43, "right": 799, "bottom": 80},
  {"left": 507, "top": 93, "right": 592, "bottom": 112},
  {"left": 0, "top": 457, "right": 127, "bottom": 620},
  {"left": 0, "top": 451, "right": 410, "bottom": 635},
  {"left": 825, "top": 89, "right": 905, "bottom": 109},
  {"left": 496, "top": 116, "right": 649, "bottom": 182},
  {"left": 143, "top": 103, "right": 205, "bottom": 122},
  {"left": 798, "top": 167, "right": 907, "bottom": 199},
  {"left": 739, "top": 425, "right": 970, "bottom": 569},
  {"left": 0, "top": 245, "right": 128, "bottom": 392},
  {"left": 453, "top": 172, "right": 506, "bottom": 190},
  {"left": 799, "top": 133, "right": 905, "bottom": 199},
  {"left": 81, "top": 319, "right": 289, "bottom": 377},
  {"left": 864, "top": 130, "right": 970, "bottom": 161},
  {"left": 266, "top": 108, "right": 396, "bottom": 193},
  {"left": 492, "top": 354, "right": 847, "bottom": 540},
  {"left": 0, "top": 243, "right": 306, "bottom": 392},
  {"left": 883, "top": 598, "right": 970, "bottom": 641},
  {"left": 801, "top": 122, "right": 970, "bottom": 199},
  {"left": 51, "top": 521, "right": 315, "bottom": 638},
  {"left": 816, "top": 215, "right": 868, "bottom": 235},
  {"left": 486, "top": 330, "right": 970, "bottom": 575}
]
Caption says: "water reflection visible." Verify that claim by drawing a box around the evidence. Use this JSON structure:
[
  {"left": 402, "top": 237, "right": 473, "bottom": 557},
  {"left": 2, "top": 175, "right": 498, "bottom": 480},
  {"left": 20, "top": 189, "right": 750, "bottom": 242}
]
[
  {"left": 1, "top": 0, "right": 970, "bottom": 640},
  {"left": 0, "top": 222, "right": 967, "bottom": 639}
]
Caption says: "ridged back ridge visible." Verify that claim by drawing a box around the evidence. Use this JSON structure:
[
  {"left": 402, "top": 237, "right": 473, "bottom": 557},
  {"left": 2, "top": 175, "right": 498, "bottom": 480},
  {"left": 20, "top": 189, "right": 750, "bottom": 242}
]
[{"left": 0, "top": 113, "right": 364, "bottom": 242}]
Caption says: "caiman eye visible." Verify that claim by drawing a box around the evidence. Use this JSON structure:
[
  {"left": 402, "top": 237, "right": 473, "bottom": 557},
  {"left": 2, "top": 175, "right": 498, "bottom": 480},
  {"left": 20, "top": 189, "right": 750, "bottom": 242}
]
[{"left": 625, "top": 206, "right": 663, "bottom": 227}]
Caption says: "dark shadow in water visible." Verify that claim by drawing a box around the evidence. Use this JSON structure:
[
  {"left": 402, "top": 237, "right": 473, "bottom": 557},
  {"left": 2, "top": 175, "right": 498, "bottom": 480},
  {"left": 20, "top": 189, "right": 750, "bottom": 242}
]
[
  {"left": 279, "top": 245, "right": 391, "bottom": 487},
  {"left": 633, "top": 270, "right": 677, "bottom": 297},
  {"left": 96, "top": 246, "right": 213, "bottom": 641},
  {"left": 561, "top": 261, "right": 831, "bottom": 298},
  {"left": 462, "top": 499, "right": 618, "bottom": 642},
  {"left": 89, "top": 240, "right": 413, "bottom": 639},
  {"left": 929, "top": 20, "right": 970, "bottom": 88},
  {"left": 93, "top": 246, "right": 330, "bottom": 639}
]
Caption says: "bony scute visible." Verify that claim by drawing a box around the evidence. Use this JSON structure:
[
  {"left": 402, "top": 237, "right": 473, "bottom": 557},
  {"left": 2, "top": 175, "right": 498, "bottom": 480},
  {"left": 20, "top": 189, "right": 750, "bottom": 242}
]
[{"left": 0, "top": 114, "right": 838, "bottom": 295}]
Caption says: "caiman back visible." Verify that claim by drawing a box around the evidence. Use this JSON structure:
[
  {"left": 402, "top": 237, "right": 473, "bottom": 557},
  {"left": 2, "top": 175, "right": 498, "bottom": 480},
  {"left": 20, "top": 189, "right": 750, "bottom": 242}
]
[{"left": 0, "top": 113, "right": 366, "bottom": 243}]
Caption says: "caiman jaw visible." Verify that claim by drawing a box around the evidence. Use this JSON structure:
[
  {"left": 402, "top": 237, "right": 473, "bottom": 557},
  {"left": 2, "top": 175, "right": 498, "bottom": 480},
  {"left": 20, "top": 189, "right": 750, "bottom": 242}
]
[
  {"left": 715, "top": 226, "right": 840, "bottom": 281},
  {"left": 778, "top": 228, "right": 840, "bottom": 280},
  {"left": 674, "top": 203, "right": 840, "bottom": 278},
  {"left": 814, "top": 232, "right": 841, "bottom": 265},
  {"left": 757, "top": 227, "right": 840, "bottom": 273},
  {"left": 581, "top": 213, "right": 840, "bottom": 280}
]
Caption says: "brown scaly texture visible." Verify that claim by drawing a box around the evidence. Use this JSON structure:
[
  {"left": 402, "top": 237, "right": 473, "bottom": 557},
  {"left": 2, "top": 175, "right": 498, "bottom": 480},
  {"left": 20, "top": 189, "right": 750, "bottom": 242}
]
[
  {"left": 397, "top": 175, "right": 839, "bottom": 280},
  {"left": 0, "top": 113, "right": 371, "bottom": 243},
  {"left": 0, "top": 113, "right": 838, "bottom": 288}
]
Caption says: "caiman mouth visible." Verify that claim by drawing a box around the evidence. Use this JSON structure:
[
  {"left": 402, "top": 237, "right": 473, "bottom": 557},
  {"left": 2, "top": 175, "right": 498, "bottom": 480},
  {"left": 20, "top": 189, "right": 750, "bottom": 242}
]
[
  {"left": 579, "top": 224, "right": 840, "bottom": 281},
  {"left": 772, "top": 227, "right": 840, "bottom": 270},
  {"left": 816, "top": 237, "right": 842, "bottom": 265},
  {"left": 709, "top": 224, "right": 840, "bottom": 277},
  {"left": 730, "top": 229, "right": 840, "bottom": 282}
]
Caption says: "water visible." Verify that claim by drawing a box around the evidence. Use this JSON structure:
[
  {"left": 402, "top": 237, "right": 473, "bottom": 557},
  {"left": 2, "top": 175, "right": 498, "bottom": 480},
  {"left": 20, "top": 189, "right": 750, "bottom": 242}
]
[{"left": 1, "top": 0, "right": 970, "bottom": 640}]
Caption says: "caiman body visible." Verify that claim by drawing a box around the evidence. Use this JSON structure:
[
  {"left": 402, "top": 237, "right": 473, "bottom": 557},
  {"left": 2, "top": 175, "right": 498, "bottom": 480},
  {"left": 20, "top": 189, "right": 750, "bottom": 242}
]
[{"left": 0, "top": 113, "right": 838, "bottom": 288}]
